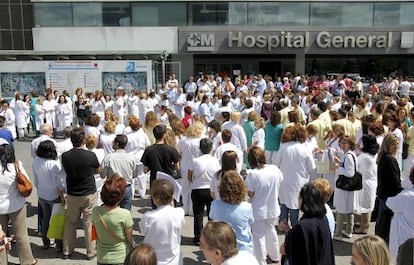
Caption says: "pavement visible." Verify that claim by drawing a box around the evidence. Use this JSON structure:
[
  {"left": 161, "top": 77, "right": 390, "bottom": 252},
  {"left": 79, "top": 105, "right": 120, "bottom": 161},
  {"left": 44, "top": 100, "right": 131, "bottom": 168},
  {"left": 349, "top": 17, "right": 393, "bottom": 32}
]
[{"left": 4, "top": 138, "right": 371, "bottom": 265}]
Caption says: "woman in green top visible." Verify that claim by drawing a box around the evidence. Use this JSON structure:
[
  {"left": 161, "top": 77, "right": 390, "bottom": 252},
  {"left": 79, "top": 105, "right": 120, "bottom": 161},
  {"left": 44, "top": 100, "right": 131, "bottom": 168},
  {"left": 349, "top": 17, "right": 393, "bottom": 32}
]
[
  {"left": 264, "top": 110, "right": 284, "bottom": 164},
  {"left": 92, "top": 174, "right": 134, "bottom": 265}
]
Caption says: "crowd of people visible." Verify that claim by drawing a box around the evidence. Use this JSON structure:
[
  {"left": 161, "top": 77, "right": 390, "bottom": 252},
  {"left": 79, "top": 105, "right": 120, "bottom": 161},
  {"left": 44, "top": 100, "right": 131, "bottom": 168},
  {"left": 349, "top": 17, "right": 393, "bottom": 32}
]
[{"left": 0, "top": 71, "right": 414, "bottom": 265}]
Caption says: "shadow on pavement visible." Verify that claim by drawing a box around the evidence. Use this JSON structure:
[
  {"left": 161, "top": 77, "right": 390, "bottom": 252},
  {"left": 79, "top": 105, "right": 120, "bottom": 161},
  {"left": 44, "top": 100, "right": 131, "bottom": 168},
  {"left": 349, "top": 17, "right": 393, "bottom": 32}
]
[{"left": 333, "top": 239, "right": 353, "bottom": 256}]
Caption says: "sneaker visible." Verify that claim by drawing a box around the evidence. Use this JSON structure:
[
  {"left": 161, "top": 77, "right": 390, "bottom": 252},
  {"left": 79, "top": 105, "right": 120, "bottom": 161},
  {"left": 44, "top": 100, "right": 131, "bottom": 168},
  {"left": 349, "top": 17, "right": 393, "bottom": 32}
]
[
  {"left": 341, "top": 231, "right": 352, "bottom": 239},
  {"left": 333, "top": 236, "right": 343, "bottom": 241}
]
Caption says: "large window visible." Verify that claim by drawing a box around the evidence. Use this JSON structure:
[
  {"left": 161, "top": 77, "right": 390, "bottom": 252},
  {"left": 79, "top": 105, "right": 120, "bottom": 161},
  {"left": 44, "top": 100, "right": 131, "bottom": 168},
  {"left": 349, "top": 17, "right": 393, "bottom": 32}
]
[
  {"left": 190, "top": 2, "right": 229, "bottom": 25},
  {"left": 374, "top": 3, "right": 414, "bottom": 26},
  {"left": 32, "top": 1, "right": 414, "bottom": 28},
  {"left": 102, "top": 3, "right": 131, "bottom": 26},
  {"left": 34, "top": 3, "right": 72, "bottom": 27},
  {"left": 132, "top": 3, "right": 186, "bottom": 26},
  {"left": 248, "top": 2, "right": 308, "bottom": 26},
  {"left": 310, "top": 2, "right": 373, "bottom": 27},
  {"left": 73, "top": 3, "right": 102, "bottom": 26}
]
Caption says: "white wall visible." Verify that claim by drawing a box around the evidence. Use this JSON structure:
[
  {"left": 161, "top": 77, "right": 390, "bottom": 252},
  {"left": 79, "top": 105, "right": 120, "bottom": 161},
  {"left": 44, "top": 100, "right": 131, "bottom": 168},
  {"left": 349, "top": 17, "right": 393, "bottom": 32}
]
[{"left": 33, "top": 27, "right": 178, "bottom": 54}]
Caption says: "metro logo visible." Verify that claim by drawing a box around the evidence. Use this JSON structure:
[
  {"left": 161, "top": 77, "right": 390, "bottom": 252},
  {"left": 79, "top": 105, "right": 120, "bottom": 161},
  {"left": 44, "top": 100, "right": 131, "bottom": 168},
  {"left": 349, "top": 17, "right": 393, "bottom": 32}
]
[{"left": 187, "top": 33, "right": 215, "bottom": 51}]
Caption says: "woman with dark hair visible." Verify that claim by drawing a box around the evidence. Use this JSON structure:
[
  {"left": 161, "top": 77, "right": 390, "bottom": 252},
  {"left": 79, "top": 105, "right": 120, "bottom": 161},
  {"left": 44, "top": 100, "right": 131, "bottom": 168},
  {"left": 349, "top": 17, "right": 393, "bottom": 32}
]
[
  {"left": 264, "top": 110, "right": 283, "bottom": 164},
  {"left": 0, "top": 144, "right": 37, "bottom": 265},
  {"left": 92, "top": 174, "right": 134, "bottom": 265},
  {"left": 84, "top": 113, "right": 101, "bottom": 143},
  {"left": 210, "top": 150, "right": 238, "bottom": 200},
  {"left": 56, "top": 95, "right": 71, "bottom": 132},
  {"left": 246, "top": 146, "right": 283, "bottom": 264},
  {"left": 33, "top": 140, "right": 65, "bottom": 250},
  {"left": 354, "top": 135, "right": 379, "bottom": 234},
  {"left": 75, "top": 94, "right": 91, "bottom": 127},
  {"left": 210, "top": 170, "right": 253, "bottom": 252},
  {"left": 208, "top": 119, "right": 222, "bottom": 153},
  {"left": 281, "top": 183, "right": 334, "bottom": 265}
]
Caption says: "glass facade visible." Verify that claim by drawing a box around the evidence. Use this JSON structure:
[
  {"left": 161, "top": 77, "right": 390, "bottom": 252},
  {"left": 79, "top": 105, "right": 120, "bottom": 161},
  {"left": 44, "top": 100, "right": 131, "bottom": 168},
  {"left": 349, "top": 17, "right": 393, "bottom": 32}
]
[
  {"left": 33, "top": 1, "right": 414, "bottom": 28},
  {"left": 0, "top": 0, "right": 33, "bottom": 50}
]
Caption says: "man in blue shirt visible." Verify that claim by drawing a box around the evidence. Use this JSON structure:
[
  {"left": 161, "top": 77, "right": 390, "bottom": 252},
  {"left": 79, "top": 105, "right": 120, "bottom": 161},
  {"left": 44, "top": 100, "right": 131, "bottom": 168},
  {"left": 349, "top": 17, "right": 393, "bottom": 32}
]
[{"left": 0, "top": 116, "right": 14, "bottom": 146}]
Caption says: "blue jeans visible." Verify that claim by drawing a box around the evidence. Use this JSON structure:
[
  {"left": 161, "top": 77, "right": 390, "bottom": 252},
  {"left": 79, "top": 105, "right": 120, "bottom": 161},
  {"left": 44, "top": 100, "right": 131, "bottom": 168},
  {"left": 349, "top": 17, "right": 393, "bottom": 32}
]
[
  {"left": 39, "top": 197, "right": 62, "bottom": 248},
  {"left": 279, "top": 204, "right": 299, "bottom": 226},
  {"left": 119, "top": 184, "right": 132, "bottom": 211}
]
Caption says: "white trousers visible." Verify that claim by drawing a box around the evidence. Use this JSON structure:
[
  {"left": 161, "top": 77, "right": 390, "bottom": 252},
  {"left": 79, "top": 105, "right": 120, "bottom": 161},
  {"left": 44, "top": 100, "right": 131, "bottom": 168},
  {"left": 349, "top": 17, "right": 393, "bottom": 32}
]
[{"left": 251, "top": 218, "right": 280, "bottom": 265}]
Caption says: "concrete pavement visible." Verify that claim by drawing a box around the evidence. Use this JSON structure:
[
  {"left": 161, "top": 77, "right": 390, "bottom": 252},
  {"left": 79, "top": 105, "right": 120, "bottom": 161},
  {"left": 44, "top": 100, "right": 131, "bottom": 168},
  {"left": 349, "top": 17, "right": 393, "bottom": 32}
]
[{"left": 4, "top": 139, "right": 365, "bottom": 265}]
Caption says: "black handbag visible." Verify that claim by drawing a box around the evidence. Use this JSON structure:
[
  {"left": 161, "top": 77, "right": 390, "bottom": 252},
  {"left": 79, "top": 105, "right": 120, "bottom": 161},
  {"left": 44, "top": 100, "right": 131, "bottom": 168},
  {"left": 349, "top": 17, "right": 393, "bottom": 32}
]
[{"left": 336, "top": 153, "right": 362, "bottom": 191}]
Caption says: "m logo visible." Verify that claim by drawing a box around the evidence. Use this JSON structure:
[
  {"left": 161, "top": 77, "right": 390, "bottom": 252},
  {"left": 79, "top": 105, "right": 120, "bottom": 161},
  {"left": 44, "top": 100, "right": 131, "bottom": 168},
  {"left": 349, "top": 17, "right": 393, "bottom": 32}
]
[{"left": 187, "top": 33, "right": 215, "bottom": 51}]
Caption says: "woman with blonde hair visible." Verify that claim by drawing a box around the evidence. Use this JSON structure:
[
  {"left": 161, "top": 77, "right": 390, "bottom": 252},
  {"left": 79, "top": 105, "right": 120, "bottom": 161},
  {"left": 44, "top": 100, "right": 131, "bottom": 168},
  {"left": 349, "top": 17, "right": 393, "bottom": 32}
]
[
  {"left": 143, "top": 111, "right": 159, "bottom": 145},
  {"left": 376, "top": 134, "right": 403, "bottom": 243},
  {"left": 177, "top": 121, "right": 205, "bottom": 215},
  {"left": 352, "top": 235, "right": 392, "bottom": 265},
  {"left": 333, "top": 135, "right": 357, "bottom": 240},
  {"left": 99, "top": 121, "right": 117, "bottom": 155},
  {"left": 323, "top": 124, "right": 346, "bottom": 189},
  {"left": 252, "top": 117, "right": 265, "bottom": 150}
]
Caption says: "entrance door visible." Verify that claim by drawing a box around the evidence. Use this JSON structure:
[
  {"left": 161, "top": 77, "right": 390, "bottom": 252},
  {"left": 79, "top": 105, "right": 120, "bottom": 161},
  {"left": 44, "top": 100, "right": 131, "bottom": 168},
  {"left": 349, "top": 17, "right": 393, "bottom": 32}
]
[{"left": 259, "top": 61, "right": 282, "bottom": 77}]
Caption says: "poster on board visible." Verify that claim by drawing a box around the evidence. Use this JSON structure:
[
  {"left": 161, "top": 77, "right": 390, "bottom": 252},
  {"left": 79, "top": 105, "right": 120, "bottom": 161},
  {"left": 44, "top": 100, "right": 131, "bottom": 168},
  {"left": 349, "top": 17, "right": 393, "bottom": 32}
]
[
  {"left": 0, "top": 60, "right": 153, "bottom": 97},
  {"left": 0, "top": 73, "right": 45, "bottom": 98},
  {"left": 46, "top": 61, "right": 101, "bottom": 94}
]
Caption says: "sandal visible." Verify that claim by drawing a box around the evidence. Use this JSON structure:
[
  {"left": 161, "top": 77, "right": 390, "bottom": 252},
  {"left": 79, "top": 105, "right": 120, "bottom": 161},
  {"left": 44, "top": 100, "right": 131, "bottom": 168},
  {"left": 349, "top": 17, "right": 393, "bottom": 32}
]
[{"left": 30, "top": 259, "right": 38, "bottom": 265}]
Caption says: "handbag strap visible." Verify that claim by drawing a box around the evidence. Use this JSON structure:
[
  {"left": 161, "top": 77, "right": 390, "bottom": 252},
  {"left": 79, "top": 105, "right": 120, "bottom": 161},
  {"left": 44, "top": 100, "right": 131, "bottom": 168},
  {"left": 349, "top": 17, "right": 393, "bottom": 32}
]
[
  {"left": 14, "top": 161, "right": 21, "bottom": 173},
  {"left": 345, "top": 153, "right": 357, "bottom": 176},
  {"left": 97, "top": 211, "right": 129, "bottom": 245}
]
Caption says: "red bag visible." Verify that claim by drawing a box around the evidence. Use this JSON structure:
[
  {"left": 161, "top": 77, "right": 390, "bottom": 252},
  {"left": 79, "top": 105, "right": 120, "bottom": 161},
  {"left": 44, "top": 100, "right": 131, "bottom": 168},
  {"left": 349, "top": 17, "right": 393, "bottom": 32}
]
[{"left": 91, "top": 223, "right": 98, "bottom": 240}]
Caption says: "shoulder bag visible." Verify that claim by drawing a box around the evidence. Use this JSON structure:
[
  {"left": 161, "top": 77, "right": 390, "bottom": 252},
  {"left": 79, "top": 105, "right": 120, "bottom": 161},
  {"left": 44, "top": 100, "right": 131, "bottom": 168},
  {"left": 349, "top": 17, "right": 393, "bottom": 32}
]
[
  {"left": 335, "top": 153, "right": 362, "bottom": 191},
  {"left": 14, "top": 161, "right": 33, "bottom": 197}
]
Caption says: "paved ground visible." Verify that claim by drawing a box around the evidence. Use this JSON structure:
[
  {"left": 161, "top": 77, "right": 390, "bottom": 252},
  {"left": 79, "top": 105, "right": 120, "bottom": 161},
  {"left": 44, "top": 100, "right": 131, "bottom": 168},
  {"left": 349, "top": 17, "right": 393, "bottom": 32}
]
[{"left": 4, "top": 139, "right": 371, "bottom": 265}]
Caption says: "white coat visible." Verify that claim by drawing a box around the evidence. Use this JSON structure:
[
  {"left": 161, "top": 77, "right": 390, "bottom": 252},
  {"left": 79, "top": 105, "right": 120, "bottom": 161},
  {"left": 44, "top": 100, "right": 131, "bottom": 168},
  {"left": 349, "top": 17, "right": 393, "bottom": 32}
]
[
  {"left": 34, "top": 103, "right": 45, "bottom": 131},
  {"left": 333, "top": 150, "right": 356, "bottom": 214},
  {"left": 275, "top": 141, "right": 316, "bottom": 209},
  {"left": 177, "top": 136, "right": 203, "bottom": 215},
  {"left": 355, "top": 152, "right": 377, "bottom": 213},
  {"left": 56, "top": 103, "right": 71, "bottom": 130},
  {"left": 386, "top": 187, "right": 414, "bottom": 264},
  {"left": 13, "top": 100, "right": 28, "bottom": 129},
  {"left": 0, "top": 108, "right": 16, "bottom": 138},
  {"left": 128, "top": 96, "right": 139, "bottom": 117},
  {"left": 43, "top": 99, "right": 56, "bottom": 127}
]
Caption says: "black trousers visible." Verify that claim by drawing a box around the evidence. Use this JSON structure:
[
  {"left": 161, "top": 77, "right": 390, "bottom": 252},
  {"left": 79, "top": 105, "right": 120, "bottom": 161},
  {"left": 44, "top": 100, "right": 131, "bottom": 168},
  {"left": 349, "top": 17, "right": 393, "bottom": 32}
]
[{"left": 191, "top": 189, "right": 213, "bottom": 240}]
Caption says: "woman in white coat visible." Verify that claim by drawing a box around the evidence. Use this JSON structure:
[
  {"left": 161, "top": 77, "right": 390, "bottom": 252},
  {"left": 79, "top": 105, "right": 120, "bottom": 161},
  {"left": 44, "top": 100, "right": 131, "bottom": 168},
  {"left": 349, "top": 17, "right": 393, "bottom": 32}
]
[
  {"left": 13, "top": 93, "right": 29, "bottom": 140},
  {"left": 333, "top": 135, "right": 357, "bottom": 240},
  {"left": 34, "top": 96, "right": 45, "bottom": 136},
  {"left": 43, "top": 92, "right": 56, "bottom": 132},
  {"left": 0, "top": 101, "right": 16, "bottom": 139},
  {"left": 275, "top": 125, "right": 316, "bottom": 232},
  {"left": 177, "top": 121, "right": 205, "bottom": 216},
  {"left": 55, "top": 95, "right": 71, "bottom": 131},
  {"left": 354, "top": 135, "right": 379, "bottom": 234},
  {"left": 386, "top": 171, "right": 414, "bottom": 264}
]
